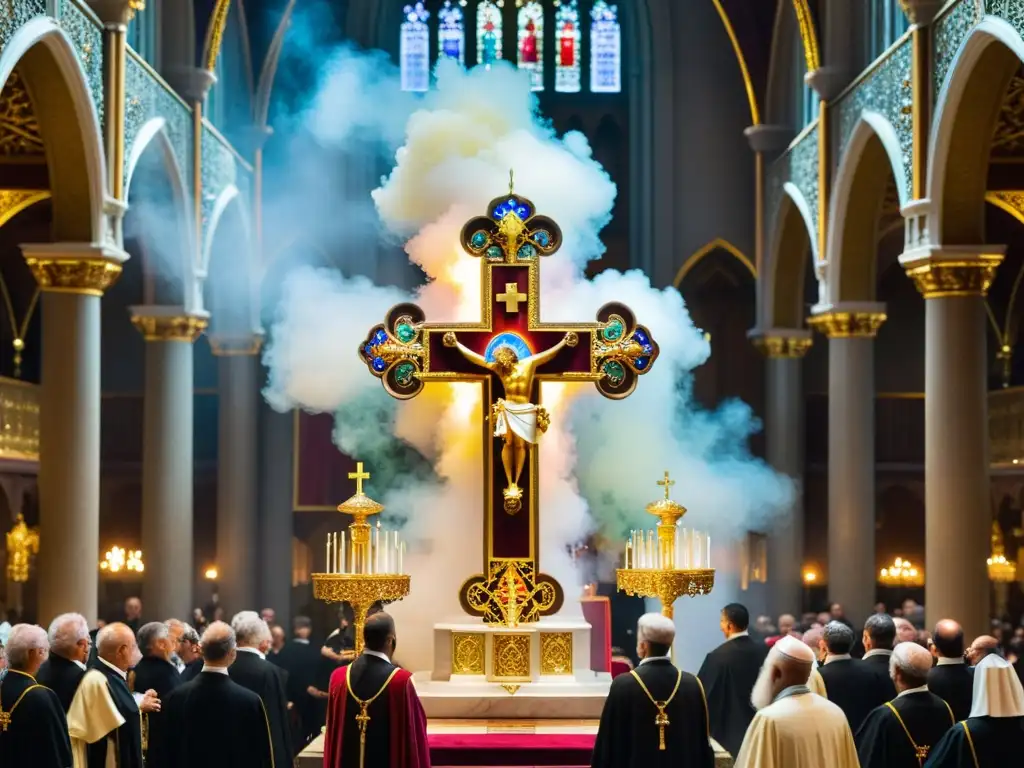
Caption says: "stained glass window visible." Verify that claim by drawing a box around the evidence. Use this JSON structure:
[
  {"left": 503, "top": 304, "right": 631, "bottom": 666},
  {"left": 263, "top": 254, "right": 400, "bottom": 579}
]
[
  {"left": 590, "top": 1, "right": 621, "bottom": 93},
  {"left": 439, "top": 1, "right": 466, "bottom": 65},
  {"left": 555, "top": 1, "right": 581, "bottom": 93},
  {"left": 517, "top": 1, "right": 544, "bottom": 92},
  {"left": 400, "top": 2, "right": 431, "bottom": 92},
  {"left": 477, "top": 0, "right": 503, "bottom": 68}
]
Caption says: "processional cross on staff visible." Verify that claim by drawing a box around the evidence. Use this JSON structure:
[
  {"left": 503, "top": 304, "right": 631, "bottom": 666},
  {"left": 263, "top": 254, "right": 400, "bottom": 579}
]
[{"left": 359, "top": 174, "right": 660, "bottom": 624}]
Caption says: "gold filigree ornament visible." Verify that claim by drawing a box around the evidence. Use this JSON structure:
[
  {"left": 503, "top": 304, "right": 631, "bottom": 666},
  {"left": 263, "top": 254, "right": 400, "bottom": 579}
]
[
  {"left": 0, "top": 70, "right": 44, "bottom": 157},
  {"left": 751, "top": 335, "right": 812, "bottom": 359},
  {"left": 616, "top": 569, "right": 716, "bottom": 618},
  {"left": 131, "top": 315, "right": 208, "bottom": 343},
  {"left": 463, "top": 560, "right": 558, "bottom": 627},
  {"left": 902, "top": 255, "right": 1003, "bottom": 299},
  {"left": 539, "top": 632, "right": 573, "bottom": 675},
  {"left": 492, "top": 633, "right": 531, "bottom": 680},
  {"left": 806, "top": 311, "right": 887, "bottom": 339},
  {"left": 24, "top": 257, "right": 123, "bottom": 297},
  {"left": 6, "top": 513, "right": 39, "bottom": 583},
  {"left": 592, "top": 311, "right": 659, "bottom": 400},
  {"left": 451, "top": 632, "right": 486, "bottom": 675}
]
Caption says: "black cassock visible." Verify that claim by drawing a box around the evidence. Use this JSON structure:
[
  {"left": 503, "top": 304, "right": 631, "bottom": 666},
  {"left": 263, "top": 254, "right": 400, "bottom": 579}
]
[
  {"left": 180, "top": 658, "right": 203, "bottom": 683},
  {"left": 592, "top": 659, "right": 715, "bottom": 768},
  {"left": 697, "top": 635, "right": 767, "bottom": 757},
  {"left": 36, "top": 653, "right": 85, "bottom": 713},
  {"left": 854, "top": 691, "right": 956, "bottom": 768},
  {"left": 228, "top": 649, "right": 295, "bottom": 765},
  {"left": 819, "top": 658, "right": 898, "bottom": 733},
  {"left": 278, "top": 639, "right": 326, "bottom": 744},
  {"left": 927, "top": 664, "right": 974, "bottom": 723},
  {"left": 86, "top": 662, "right": 144, "bottom": 768},
  {"left": 0, "top": 669, "right": 74, "bottom": 768},
  {"left": 130, "top": 656, "right": 182, "bottom": 768},
  {"left": 923, "top": 715, "right": 1024, "bottom": 767},
  {"left": 164, "top": 671, "right": 273, "bottom": 768}
]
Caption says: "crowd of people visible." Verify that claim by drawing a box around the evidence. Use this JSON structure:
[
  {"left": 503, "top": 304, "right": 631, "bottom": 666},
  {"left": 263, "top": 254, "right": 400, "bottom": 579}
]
[
  {"left": 0, "top": 597, "right": 369, "bottom": 768},
  {"left": 4, "top": 595, "right": 1024, "bottom": 767},
  {"left": 593, "top": 602, "right": 1024, "bottom": 767}
]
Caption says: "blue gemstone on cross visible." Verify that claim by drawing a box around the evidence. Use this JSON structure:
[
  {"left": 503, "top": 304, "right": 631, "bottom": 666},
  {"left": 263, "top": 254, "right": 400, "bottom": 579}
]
[{"left": 372, "top": 357, "right": 387, "bottom": 372}]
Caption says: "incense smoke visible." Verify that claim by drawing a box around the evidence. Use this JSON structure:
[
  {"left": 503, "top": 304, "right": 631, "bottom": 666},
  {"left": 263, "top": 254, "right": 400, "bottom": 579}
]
[{"left": 260, "top": 36, "right": 794, "bottom": 672}]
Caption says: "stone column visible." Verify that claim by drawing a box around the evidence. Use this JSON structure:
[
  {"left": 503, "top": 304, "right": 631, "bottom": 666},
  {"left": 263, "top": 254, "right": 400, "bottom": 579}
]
[
  {"left": 130, "top": 307, "right": 207, "bottom": 622},
  {"left": 750, "top": 330, "right": 812, "bottom": 618},
  {"left": 901, "top": 248, "right": 1004, "bottom": 636},
  {"left": 808, "top": 305, "right": 887, "bottom": 626},
  {"left": 22, "top": 243, "right": 126, "bottom": 625},
  {"left": 212, "top": 335, "right": 262, "bottom": 614},
  {"left": 258, "top": 401, "right": 293, "bottom": 621}
]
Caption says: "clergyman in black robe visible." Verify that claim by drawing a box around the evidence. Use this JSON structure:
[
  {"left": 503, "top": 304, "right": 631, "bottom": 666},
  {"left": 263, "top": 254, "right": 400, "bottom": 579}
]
[
  {"left": 228, "top": 612, "right": 295, "bottom": 764},
  {"left": 862, "top": 614, "right": 898, "bottom": 700},
  {"left": 927, "top": 620, "right": 973, "bottom": 722},
  {"left": 277, "top": 615, "right": 327, "bottom": 745},
  {"left": 924, "top": 654, "right": 1024, "bottom": 767},
  {"left": 819, "top": 621, "right": 897, "bottom": 733},
  {"left": 68, "top": 623, "right": 156, "bottom": 768},
  {"left": 593, "top": 613, "right": 714, "bottom": 768},
  {"left": 855, "top": 641, "right": 956, "bottom": 767},
  {"left": 130, "top": 622, "right": 183, "bottom": 768},
  {"left": 696, "top": 602, "right": 767, "bottom": 757},
  {"left": 36, "top": 612, "right": 90, "bottom": 712},
  {"left": 0, "top": 624, "right": 74, "bottom": 768},
  {"left": 164, "top": 621, "right": 273, "bottom": 768}
]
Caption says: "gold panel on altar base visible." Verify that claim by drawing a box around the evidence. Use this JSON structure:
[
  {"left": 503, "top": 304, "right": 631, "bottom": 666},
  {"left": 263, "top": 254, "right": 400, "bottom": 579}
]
[
  {"left": 540, "top": 632, "right": 573, "bottom": 675},
  {"left": 490, "top": 633, "right": 531, "bottom": 681},
  {"left": 451, "top": 632, "right": 485, "bottom": 675}
]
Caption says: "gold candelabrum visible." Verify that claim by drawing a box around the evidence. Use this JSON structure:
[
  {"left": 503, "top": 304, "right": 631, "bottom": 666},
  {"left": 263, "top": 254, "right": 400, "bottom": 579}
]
[
  {"left": 5, "top": 513, "right": 38, "bottom": 583},
  {"left": 311, "top": 463, "right": 411, "bottom": 655},
  {"left": 616, "top": 472, "right": 715, "bottom": 619}
]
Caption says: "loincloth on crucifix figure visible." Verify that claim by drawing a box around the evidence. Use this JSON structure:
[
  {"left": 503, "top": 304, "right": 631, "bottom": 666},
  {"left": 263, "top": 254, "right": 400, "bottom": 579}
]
[{"left": 444, "top": 329, "right": 577, "bottom": 511}]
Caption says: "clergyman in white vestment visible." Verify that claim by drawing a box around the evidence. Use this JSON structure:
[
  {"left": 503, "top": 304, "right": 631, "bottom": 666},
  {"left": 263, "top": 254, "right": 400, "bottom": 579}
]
[{"left": 734, "top": 635, "right": 858, "bottom": 768}]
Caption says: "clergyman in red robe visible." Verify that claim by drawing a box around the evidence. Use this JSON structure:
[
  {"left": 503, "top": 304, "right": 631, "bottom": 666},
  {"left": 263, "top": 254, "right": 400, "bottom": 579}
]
[{"left": 322, "top": 612, "right": 430, "bottom": 768}]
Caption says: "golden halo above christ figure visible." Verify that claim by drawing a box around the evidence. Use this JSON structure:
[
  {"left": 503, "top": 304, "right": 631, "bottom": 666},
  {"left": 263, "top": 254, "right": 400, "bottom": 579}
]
[{"left": 443, "top": 329, "right": 579, "bottom": 510}]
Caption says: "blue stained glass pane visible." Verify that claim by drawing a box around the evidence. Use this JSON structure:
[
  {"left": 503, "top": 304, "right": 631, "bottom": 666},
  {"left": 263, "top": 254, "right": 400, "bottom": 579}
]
[
  {"left": 439, "top": 0, "right": 465, "bottom": 65},
  {"left": 401, "top": 3, "right": 431, "bottom": 92},
  {"left": 590, "top": 1, "right": 621, "bottom": 93},
  {"left": 477, "top": 1, "right": 503, "bottom": 66}
]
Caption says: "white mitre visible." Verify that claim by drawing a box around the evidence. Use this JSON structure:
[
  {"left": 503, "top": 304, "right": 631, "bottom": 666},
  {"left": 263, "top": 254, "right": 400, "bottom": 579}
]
[{"left": 970, "top": 653, "right": 1024, "bottom": 718}]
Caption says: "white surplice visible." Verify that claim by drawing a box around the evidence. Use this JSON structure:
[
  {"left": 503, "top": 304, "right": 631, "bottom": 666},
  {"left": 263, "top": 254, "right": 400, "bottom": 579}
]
[{"left": 734, "top": 687, "right": 858, "bottom": 768}]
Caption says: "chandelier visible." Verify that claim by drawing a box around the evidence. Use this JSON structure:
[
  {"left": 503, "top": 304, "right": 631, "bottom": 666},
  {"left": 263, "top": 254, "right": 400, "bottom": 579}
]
[
  {"left": 100, "top": 546, "right": 144, "bottom": 574},
  {"left": 878, "top": 557, "right": 923, "bottom": 587},
  {"left": 988, "top": 522, "right": 1017, "bottom": 583}
]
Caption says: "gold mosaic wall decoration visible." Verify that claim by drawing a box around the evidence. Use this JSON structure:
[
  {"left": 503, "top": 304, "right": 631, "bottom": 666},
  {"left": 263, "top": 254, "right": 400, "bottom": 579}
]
[
  {"left": 452, "top": 632, "right": 485, "bottom": 675},
  {"left": 492, "top": 633, "right": 531, "bottom": 680},
  {"left": 540, "top": 632, "right": 573, "bottom": 675}
]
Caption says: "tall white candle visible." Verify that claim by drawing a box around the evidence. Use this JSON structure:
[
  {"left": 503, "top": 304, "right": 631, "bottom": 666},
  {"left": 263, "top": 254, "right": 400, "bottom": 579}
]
[
  {"left": 374, "top": 522, "right": 380, "bottom": 574},
  {"left": 340, "top": 531, "right": 346, "bottom": 574},
  {"left": 647, "top": 531, "right": 654, "bottom": 569},
  {"left": 326, "top": 535, "right": 331, "bottom": 574},
  {"left": 705, "top": 534, "right": 711, "bottom": 568},
  {"left": 399, "top": 541, "right": 405, "bottom": 574}
]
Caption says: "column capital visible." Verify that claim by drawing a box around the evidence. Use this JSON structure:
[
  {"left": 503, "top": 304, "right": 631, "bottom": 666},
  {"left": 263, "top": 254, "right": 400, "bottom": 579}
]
[
  {"left": 807, "top": 303, "right": 887, "bottom": 338},
  {"left": 805, "top": 66, "right": 851, "bottom": 102},
  {"left": 87, "top": 0, "right": 143, "bottom": 27},
  {"left": 165, "top": 67, "right": 217, "bottom": 103},
  {"left": 21, "top": 242, "right": 128, "bottom": 296},
  {"left": 747, "top": 328, "right": 813, "bottom": 358},
  {"left": 209, "top": 333, "right": 264, "bottom": 357},
  {"left": 899, "top": 246, "right": 1005, "bottom": 299},
  {"left": 130, "top": 306, "right": 209, "bottom": 342},
  {"left": 743, "top": 125, "right": 794, "bottom": 157},
  {"left": 899, "top": 0, "right": 944, "bottom": 26}
]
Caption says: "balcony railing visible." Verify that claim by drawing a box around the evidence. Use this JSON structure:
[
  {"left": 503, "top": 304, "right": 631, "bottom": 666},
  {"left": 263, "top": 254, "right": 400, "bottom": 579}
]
[{"left": 0, "top": 377, "right": 39, "bottom": 461}]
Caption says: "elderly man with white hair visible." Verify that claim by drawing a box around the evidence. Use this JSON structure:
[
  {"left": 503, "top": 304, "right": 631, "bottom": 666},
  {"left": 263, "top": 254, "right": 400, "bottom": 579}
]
[
  {"left": 131, "top": 621, "right": 182, "bottom": 768},
  {"left": 734, "top": 635, "right": 858, "bottom": 768},
  {"left": 855, "top": 641, "right": 956, "bottom": 767},
  {"left": 0, "top": 623, "right": 74, "bottom": 767},
  {"left": 228, "top": 611, "right": 294, "bottom": 765},
  {"left": 592, "top": 613, "right": 714, "bottom": 768},
  {"left": 36, "top": 612, "right": 90, "bottom": 712},
  {"left": 924, "top": 653, "right": 1024, "bottom": 766}
]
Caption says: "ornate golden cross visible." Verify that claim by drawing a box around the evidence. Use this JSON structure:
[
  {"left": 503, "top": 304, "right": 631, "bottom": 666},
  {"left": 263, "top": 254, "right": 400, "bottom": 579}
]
[
  {"left": 657, "top": 470, "right": 675, "bottom": 499},
  {"left": 0, "top": 708, "right": 10, "bottom": 732},
  {"left": 654, "top": 705, "right": 670, "bottom": 750},
  {"left": 496, "top": 282, "right": 528, "bottom": 313},
  {"left": 348, "top": 462, "right": 371, "bottom": 495},
  {"left": 915, "top": 745, "right": 930, "bottom": 761}
]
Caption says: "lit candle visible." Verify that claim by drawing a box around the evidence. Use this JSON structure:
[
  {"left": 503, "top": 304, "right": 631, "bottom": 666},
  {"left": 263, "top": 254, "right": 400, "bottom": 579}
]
[
  {"left": 673, "top": 527, "right": 680, "bottom": 570},
  {"left": 326, "top": 534, "right": 332, "bottom": 574},
  {"left": 646, "top": 531, "right": 654, "bottom": 569},
  {"left": 374, "top": 522, "right": 380, "bottom": 574},
  {"left": 399, "top": 541, "right": 405, "bottom": 574},
  {"left": 340, "top": 531, "right": 346, "bottom": 574},
  {"left": 705, "top": 534, "right": 711, "bottom": 569}
]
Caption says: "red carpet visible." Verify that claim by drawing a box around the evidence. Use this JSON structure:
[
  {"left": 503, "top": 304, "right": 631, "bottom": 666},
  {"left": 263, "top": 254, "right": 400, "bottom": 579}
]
[{"left": 429, "top": 732, "right": 594, "bottom": 766}]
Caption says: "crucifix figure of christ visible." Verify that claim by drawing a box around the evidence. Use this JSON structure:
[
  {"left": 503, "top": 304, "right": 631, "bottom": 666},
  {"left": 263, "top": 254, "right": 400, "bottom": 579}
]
[{"left": 358, "top": 179, "right": 660, "bottom": 625}]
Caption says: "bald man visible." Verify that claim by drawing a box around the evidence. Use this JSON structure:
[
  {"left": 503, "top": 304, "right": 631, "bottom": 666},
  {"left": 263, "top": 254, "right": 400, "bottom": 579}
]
[
  {"left": 67, "top": 622, "right": 156, "bottom": 768},
  {"left": 735, "top": 636, "right": 858, "bottom": 768},
  {"left": 592, "top": 613, "right": 714, "bottom": 767},
  {"left": 323, "top": 612, "right": 430, "bottom": 768},
  {"left": 966, "top": 635, "right": 1000, "bottom": 666},
  {"left": 855, "top": 642, "right": 956, "bottom": 767},
  {"left": 928, "top": 620, "right": 973, "bottom": 721},
  {"left": 163, "top": 621, "right": 273, "bottom": 768}
]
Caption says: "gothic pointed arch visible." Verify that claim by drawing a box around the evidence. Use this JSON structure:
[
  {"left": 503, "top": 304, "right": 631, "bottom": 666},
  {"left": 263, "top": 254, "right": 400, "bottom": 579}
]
[
  {"left": 674, "top": 238, "right": 756, "bottom": 288},
  {"left": 0, "top": 18, "right": 107, "bottom": 242},
  {"left": 766, "top": 190, "right": 814, "bottom": 329},
  {"left": 204, "top": 191, "right": 258, "bottom": 336}
]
